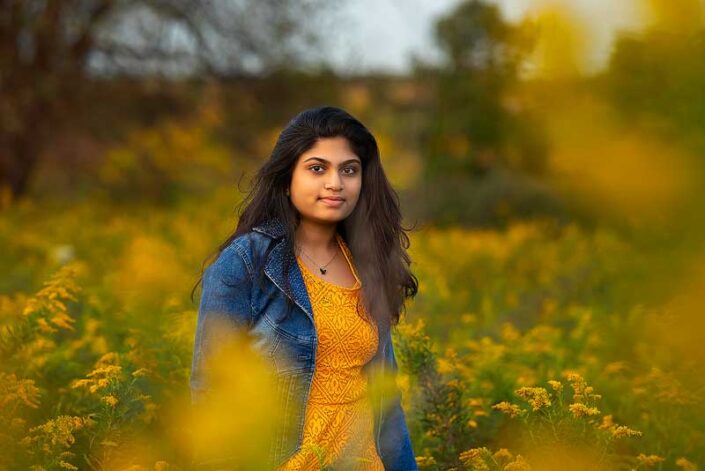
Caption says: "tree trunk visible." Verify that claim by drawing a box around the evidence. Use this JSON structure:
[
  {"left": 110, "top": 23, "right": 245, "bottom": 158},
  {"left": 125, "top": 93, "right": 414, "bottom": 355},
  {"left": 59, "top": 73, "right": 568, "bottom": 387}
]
[{"left": 0, "top": 131, "right": 43, "bottom": 202}]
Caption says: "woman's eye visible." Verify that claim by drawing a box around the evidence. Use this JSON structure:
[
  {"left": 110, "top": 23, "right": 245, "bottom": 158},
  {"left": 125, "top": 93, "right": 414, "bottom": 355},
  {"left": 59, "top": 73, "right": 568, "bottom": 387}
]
[{"left": 308, "top": 165, "right": 358, "bottom": 175}]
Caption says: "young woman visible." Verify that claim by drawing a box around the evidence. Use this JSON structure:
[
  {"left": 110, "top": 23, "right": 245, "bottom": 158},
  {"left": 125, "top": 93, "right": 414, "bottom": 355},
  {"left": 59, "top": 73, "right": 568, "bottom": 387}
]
[{"left": 190, "top": 106, "right": 419, "bottom": 470}]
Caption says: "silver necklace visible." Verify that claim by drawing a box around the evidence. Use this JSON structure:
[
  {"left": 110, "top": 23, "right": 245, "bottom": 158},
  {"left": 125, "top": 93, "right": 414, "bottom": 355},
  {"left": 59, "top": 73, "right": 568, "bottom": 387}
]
[{"left": 296, "top": 242, "right": 339, "bottom": 275}]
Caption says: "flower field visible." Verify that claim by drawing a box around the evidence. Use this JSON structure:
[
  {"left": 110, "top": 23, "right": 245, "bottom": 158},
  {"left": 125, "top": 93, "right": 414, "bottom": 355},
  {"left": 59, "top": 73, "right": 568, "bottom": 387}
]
[{"left": 1, "top": 188, "right": 703, "bottom": 470}]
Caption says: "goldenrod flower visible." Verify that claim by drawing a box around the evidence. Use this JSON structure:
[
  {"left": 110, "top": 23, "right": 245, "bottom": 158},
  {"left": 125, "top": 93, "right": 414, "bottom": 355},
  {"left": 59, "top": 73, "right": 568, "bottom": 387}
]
[
  {"left": 515, "top": 387, "right": 552, "bottom": 411},
  {"left": 547, "top": 380, "right": 563, "bottom": 392},
  {"left": 21, "top": 415, "right": 93, "bottom": 453},
  {"left": 675, "top": 457, "right": 697, "bottom": 471},
  {"left": 459, "top": 447, "right": 489, "bottom": 461},
  {"left": 493, "top": 448, "right": 514, "bottom": 461},
  {"left": 21, "top": 264, "right": 80, "bottom": 332},
  {"left": 492, "top": 401, "right": 526, "bottom": 418},
  {"left": 415, "top": 456, "right": 437, "bottom": 468},
  {"left": 603, "top": 361, "right": 628, "bottom": 374},
  {"left": 71, "top": 353, "right": 124, "bottom": 395},
  {"left": 459, "top": 447, "right": 492, "bottom": 470},
  {"left": 131, "top": 368, "right": 149, "bottom": 378},
  {"left": 0, "top": 372, "right": 41, "bottom": 409},
  {"left": 565, "top": 372, "right": 584, "bottom": 384},
  {"left": 437, "top": 358, "right": 454, "bottom": 374},
  {"left": 101, "top": 395, "right": 118, "bottom": 407},
  {"left": 637, "top": 453, "right": 665, "bottom": 466},
  {"left": 466, "top": 397, "right": 485, "bottom": 407},
  {"left": 611, "top": 425, "right": 642, "bottom": 439},
  {"left": 598, "top": 415, "right": 614, "bottom": 430},
  {"left": 568, "top": 403, "right": 600, "bottom": 418},
  {"left": 504, "top": 455, "right": 532, "bottom": 471}
]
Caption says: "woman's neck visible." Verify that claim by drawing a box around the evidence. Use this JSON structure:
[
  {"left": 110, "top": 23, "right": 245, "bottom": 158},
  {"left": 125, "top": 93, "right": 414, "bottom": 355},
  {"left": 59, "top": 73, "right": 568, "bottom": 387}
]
[{"left": 294, "top": 219, "right": 338, "bottom": 256}]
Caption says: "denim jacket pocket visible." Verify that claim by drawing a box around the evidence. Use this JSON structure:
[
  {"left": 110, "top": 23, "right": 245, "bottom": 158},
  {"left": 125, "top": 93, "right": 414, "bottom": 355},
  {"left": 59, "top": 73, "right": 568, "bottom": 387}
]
[{"left": 265, "top": 326, "right": 314, "bottom": 375}]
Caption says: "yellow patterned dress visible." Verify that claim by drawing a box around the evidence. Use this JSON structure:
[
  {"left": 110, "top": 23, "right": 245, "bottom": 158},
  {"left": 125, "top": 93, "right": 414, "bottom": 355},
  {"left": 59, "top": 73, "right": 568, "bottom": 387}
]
[{"left": 279, "top": 233, "right": 384, "bottom": 471}]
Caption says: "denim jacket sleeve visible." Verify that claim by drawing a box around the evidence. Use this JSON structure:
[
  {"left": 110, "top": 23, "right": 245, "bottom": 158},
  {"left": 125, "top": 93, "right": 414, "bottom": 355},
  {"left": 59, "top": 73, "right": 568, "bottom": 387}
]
[
  {"left": 379, "top": 331, "right": 418, "bottom": 471},
  {"left": 190, "top": 242, "right": 253, "bottom": 405}
]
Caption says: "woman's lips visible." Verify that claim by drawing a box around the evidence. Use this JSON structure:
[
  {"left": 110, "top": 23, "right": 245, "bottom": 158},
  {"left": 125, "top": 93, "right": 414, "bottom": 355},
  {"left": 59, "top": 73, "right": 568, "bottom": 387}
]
[{"left": 319, "top": 197, "right": 344, "bottom": 207}]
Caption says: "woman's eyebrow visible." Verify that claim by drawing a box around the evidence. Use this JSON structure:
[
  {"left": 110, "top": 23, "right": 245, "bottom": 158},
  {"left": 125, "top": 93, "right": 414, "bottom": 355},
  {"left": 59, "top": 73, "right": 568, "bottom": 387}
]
[{"left": 303, "top": 156, "right": 361, "bottom": 165}]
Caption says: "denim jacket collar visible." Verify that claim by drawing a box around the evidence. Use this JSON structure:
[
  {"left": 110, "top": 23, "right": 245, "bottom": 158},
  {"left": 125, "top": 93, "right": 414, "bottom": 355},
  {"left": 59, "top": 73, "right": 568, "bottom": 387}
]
[
  {"left": 252, "top": 218, "right": 315, "bottom": 324},
  {"left": 252, "top": 217, "right": 287, "bottom": 239}
]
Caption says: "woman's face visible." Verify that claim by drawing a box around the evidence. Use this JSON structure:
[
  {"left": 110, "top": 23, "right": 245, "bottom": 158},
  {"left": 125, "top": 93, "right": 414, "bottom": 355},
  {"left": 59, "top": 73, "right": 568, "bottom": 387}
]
[{"left": 289, "top": 136, "right": 362, "bottom": 225}]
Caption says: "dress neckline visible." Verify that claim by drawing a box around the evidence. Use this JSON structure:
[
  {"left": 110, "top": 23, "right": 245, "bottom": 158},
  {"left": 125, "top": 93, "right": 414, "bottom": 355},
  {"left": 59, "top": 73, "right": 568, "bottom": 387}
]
[{"left": 296, "top": 233, "right": 361, "bottom": 291}]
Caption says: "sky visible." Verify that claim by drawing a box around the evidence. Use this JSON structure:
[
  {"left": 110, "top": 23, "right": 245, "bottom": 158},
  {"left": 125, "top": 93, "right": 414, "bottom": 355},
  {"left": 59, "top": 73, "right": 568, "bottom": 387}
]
[{"left": 323, "top": 0, "right": 646, "bottom": 76}]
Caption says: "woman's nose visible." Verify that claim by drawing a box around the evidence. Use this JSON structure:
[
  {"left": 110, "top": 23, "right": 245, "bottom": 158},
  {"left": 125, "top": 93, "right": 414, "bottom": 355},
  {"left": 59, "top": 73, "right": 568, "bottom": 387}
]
[{"left": 326, "top": 172, "right": 343, "bottom": 190}]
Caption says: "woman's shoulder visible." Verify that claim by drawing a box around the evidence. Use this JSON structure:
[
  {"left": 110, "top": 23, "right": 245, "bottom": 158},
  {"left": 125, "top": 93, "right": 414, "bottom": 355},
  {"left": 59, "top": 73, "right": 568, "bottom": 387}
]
[
  {"left": 221, "top": 229, "right": 272, "bottom": 262},
  {"left": 209, "top": 218, "right": 286, "bottom": 274},
  {"left": 205, "top": 230, "right": 271, "bottom": 280}
]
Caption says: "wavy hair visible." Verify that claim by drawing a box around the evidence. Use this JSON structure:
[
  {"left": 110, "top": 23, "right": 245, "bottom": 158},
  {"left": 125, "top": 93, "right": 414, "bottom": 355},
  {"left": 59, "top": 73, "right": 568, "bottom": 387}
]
[{"left": 192, "top": 105, "right": 417, "bottom": 335}]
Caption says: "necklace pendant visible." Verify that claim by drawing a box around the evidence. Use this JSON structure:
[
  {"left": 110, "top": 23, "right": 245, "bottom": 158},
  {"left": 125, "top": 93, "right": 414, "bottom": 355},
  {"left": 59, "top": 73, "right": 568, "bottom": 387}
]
[{"left": 320, "top": 267, "right": 327, "bottom": 275}]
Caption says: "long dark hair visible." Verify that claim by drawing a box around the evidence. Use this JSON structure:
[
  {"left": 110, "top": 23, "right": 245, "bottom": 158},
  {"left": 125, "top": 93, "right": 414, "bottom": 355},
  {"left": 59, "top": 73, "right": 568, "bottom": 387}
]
[{"left": 191, "top": 105, "right": 418, "bottom": 335}]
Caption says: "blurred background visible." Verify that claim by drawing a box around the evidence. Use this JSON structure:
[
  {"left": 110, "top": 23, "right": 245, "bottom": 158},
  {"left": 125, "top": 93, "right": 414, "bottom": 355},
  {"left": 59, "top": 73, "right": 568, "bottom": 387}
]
[{"left": 1, "top": 0, "right": 704, "bottom": 469}]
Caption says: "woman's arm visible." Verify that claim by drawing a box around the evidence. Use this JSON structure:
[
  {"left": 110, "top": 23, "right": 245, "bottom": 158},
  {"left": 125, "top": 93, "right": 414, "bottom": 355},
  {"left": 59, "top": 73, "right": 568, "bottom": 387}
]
[
  {"left": 190, "top": 242, "right": 254, "bottom": 405},
  {"left": 378, "top": 332, "right": 418, "bottom": 471}
]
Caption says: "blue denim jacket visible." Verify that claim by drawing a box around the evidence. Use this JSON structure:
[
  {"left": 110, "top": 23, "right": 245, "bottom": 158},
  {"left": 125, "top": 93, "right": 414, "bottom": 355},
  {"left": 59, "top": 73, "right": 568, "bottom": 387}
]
[{"left": 190, "top": 217, "right": 418, "bottom": 470}]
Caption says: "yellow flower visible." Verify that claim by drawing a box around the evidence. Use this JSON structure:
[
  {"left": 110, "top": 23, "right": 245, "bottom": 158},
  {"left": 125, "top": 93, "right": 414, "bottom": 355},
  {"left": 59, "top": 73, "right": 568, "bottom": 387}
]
[
  {"left": 504, "top": 455, "right": 532, "bottom": 471},
  {"left": 598, "top": 415, "right": 614, "bottom": 430},
  {"left": 492, "top": 401, "right": 526, "bottom": 418},
  {"left": 675, "top": 457, "right": 697, "bottom": 471},
  {"left": 437, "top": 358, "right": 454, "bottom": 374},
  {"left": 637, "top": 454, "right": 665, "bottom": 466},
  {"left": 515, "top": 387, "right": 552, "bottom": 411},
  {"left": 101, "top": 395, "right": 118, "bottom": 407},
  {"left": 568, "top": 403, "right": 600, "bottom": 418},
  {"left": 415, "top": 456, "right": 437, "bottom": 468},
  {"left": 72, "top": 353, "right": 124, "bottom": 395},
  {"left": 0, "top": 373, "right": 41, "bottom": 409},
  {"left": 565, "top": 372, "right": 583, "bottom": 382},
  {"left": 500, "top": 322, "right": 520, "bottom": 341},
  {"left": 459, "top": 447, "right": 492, "bottom": 469},
  {"left": 603, "top": 361, "right": 627, "bottom": 374},
  {"left": 459, "top": 447, "right": 489, "bottom": 461},
  {"left": 131, "top": 368, "right": 149, "bottom": 378},
  {"left": 21, "top": 264, "right": 80, "bottom": 332},
  {"left": 96, "top": 352, "right": 120, "bottom": 365},
  {"left": 611, "top": 425, "right": 642, "bottom": 439},
  {"left": 22, "top": 415, "right": 94, "bottom": 452},
  {"left": 547, "top": 380, "right": 563, "bottom": 392},
  {"left": 492, "top": 448, "right": 514, "bottom": 461},
  {"left": 466, "top": 397, "right": 485, "bottom": 407}
]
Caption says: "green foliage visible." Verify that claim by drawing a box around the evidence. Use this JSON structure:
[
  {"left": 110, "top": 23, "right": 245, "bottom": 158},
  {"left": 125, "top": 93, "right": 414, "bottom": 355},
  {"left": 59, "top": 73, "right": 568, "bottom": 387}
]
[
  {"left": 604, "top": 29, "right": 705, "bottom": 133},
  {"left": 420, "top": 0, "right": 546, "bottom": 180}
]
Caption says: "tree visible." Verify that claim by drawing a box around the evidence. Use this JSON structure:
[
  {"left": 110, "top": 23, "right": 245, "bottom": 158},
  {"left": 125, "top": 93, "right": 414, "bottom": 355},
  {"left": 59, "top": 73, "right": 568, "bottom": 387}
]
[
  {"left": 420, "top": 0, "right": 540, "bottom": 177},
  {"left": 0, "top": 0, "right": 328, "bottom": 202}
]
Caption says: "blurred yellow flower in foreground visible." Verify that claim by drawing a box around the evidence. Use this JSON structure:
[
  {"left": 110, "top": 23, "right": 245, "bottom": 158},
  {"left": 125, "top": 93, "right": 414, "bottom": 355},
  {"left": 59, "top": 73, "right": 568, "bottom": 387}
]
[
  {"left": 541, "top": 88, "right": 694, "bottom": 227},
  {"left": 187, "top": 324, "right": 283, "bottom": 469}
]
